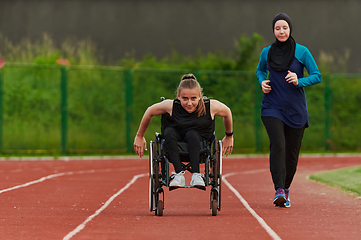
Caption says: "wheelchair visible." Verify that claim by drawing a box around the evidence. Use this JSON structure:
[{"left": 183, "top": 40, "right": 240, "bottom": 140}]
[{"left": 149, "top": 100, "right": 222, "bottom": 216}]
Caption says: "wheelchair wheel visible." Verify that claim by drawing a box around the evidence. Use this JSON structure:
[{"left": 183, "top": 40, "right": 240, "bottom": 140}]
[
  {"left": 156, "top": 200, "right": 164, "bottom": 216},
  {"left": 217, "top": 140, "right": 222, "bottom": 211},
  {"left": 153, "top": 138, "right": 165, "bottom": 216},
  {"left": 149, "top": 140, "right": 164, "bottom": 216},
  {"left": 211, "top": 199, "right": 217, "bottom": 216},
  {"left": 209, "top": 139, "right": 221, "bottom": 216},
  {"left": 149, "top": 141, "right": 154, "bottom": 212}
]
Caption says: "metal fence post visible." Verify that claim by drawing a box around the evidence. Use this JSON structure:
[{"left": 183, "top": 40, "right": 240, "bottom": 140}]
[
  {"left": 125, "top": 69, "right": 133, "bottom": 153},
  {"left": 324, "top": 75, "right": 332, "bottom": 151},
  {"left": 61, "top": 67, "right": 68, "bottom": 155},
  {"left": 0, "top": 68, "right": 3, "bottom": 153},
  {"left": 254, "top": 75, "right": 262, "bottom": 152}
]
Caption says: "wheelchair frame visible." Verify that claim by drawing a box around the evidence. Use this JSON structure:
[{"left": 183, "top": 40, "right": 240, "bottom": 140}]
[{"left": 149, "top": 132, "right": 222, "bottom": 216}]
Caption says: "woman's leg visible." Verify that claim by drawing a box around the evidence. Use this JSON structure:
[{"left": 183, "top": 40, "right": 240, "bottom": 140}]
[
  {"left": 261, "top": 116, "right": 286, "bottom": 190},
  {"left": 284, "top": 125, "right": 305, "bottom": 189},
  {"left": 183, "top": 130, "right": 202, "bottom": 173},
  {"left": 163, "top": 126, "right": 183, "bottom": 173}
]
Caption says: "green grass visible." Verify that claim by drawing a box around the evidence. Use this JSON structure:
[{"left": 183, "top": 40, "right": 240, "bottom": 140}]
[{"left": 310, "top": 166, "right": 361, "bottom": 196}]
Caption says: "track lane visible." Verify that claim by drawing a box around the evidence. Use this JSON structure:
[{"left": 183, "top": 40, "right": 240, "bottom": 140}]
[
  {"left": 72, "top": 170, "right": 272, "bottom": 240},
  {"left": 0, "top": 156, "right": 360, "bottom": 239},
  {"left": 223, "top": 173, "right": 281, "bottom": 240},
  {"left": 63, "top": 173, "right": 148, "bottom": 240},
  {"left": 0, "top": 160, "right": 147, "bottom": 239},
  {"left": 222, "top": 156, "right": 361, "bottom": 240}
]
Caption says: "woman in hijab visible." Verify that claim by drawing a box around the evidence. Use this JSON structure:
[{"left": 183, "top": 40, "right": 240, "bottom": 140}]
[{"left": 256, "top": 13, "right": 321, "bottom": 207}]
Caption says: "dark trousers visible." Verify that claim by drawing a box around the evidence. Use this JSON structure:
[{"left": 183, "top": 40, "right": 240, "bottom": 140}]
[
  {"left": 163, "top": 126, "right": 202, "bottom": 173},
  {"left": 261, "top": 116, "right": 306, "bottom": 190}
]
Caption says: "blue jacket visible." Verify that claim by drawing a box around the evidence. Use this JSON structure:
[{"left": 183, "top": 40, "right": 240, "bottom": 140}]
[{"left": 256, "top": 43, "right": 321, "bottom": 128}]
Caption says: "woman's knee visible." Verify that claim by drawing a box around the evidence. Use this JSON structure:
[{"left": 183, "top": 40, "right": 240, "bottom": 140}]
[
  {"left": 163, "top": 127, "right": 179, "bottom": 140},
  {"left": 184, "top": 130, "right": 201, "bottom": 141}
]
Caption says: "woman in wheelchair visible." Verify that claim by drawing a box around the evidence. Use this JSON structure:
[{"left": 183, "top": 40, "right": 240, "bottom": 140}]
[{"left": 134, "top": 73, "right": 233, "bottom": 187}]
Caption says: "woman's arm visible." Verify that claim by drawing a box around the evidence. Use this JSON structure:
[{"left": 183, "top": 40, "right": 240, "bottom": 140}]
[
  {"left": 210, "top": 99, "right": 233, "bottom": 156},
  {"left": 257, "top": 47, "right": 273, "bottom": 93},
  {"left": 256, "top": 47, "right": 270, "bottom": 85},
  {"left": 134, "top": 99, "right": 172, "bottom": 157},
  {"left": 295, "top": 45, "right": 321, "bottom": 87}
]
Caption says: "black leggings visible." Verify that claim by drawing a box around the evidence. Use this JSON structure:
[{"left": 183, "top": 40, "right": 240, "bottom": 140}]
[
  {"left": 163, "top": 126, "right": 202, "bottom": 173},
  {"left": 262, "top": 116, "right": 306, "bottom": 190}
]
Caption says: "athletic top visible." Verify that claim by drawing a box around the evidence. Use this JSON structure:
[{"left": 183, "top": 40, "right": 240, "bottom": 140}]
[
  {"left": 172, "top": 98, "right": 215, "bottom": 141},
  {"left": 256, "top": 43, "right": 321, "bottom": 128}
]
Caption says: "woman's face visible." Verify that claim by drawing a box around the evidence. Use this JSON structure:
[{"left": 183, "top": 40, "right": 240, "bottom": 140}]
[
  {"left": 177, "top": 87, "right": 201, "bottom": 113},
  {"left": 274, "top": 20, "right": 290, "bottom": 42}
]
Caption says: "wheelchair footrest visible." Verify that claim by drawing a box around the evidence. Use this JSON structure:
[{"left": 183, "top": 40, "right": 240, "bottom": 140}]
[
  {"left": 169, "top": 185, "right": 206, "bottom": 191},
  {"left": 194, "top": 186, "right": 206, "bottom": 191}
]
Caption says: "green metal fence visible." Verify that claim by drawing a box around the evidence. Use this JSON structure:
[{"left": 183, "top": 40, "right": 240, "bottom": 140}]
[
  {"left": 324, "top": 74, "right": 361, "bottom": 151},
  {"left": 0, "top": 63, "right": 359, "bottom": 155},
  {"left": 1, "top": 63, "right": 126, "bottom": 155}
]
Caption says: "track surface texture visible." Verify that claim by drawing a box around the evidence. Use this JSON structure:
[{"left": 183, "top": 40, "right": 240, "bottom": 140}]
[{"left": 0, "top": 155, "right": 360, "bottom": 240}]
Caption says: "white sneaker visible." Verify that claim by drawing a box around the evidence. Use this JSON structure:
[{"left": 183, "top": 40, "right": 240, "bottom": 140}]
[
  {"left": 190, "top": 173, "right": 205, "bottom": 187},
  {"left": 170, "top": 171, "right": 185, "bottom": 187}
]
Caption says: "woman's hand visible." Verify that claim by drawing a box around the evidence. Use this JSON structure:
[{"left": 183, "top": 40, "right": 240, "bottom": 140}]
[
  {"left": 134, "top": 135, "right": 147, "bottom": 158},
  {"left": 286, "top": 70, "right": 298, "bottom": 86},
  {"left": 261, "top": 80, "right": 272, "bottom": 93},
  {"left": 221, "top": 135, "right": 233, "bottom": 157}
]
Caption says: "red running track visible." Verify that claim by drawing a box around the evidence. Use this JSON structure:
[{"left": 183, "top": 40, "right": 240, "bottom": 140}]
[{"left": 0, "top": 155, "right": 360, "bottom": 240}]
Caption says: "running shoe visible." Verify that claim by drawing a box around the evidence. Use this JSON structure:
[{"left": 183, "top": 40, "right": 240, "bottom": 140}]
[
  {"left": 169, "top": 171, "right": 185, "bottom": 187},
  {"left": 273, "top": 188, "right": 286, "bottom": 207},
  {"left": 190, "top": 173, "right": 205, "bottom": 187},
  {"left": 284, "top": 189, "right": 291, "bottom": 208}
]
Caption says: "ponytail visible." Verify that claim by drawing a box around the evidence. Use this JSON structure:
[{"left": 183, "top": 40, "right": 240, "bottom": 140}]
[{"left": 196, "top": 93, "right": 206, "bottom": 117}]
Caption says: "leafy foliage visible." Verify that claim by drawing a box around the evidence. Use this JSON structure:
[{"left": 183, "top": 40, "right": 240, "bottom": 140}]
[{"left": 0, "top": 33, "right": 360, "bottom": 155}]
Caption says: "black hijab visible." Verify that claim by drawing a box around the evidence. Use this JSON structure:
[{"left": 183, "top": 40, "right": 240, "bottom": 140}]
[{"left": 268, "top": 13, "right": 296, "bottom": 72}]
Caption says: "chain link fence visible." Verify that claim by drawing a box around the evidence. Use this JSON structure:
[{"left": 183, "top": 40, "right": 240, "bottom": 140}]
[{"left": 0, "top": 64, "right": 358, "bottom": 155}]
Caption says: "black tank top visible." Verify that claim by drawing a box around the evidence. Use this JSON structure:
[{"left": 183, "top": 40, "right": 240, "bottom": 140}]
[{"left": 172, "top": 99, "right": 215, "bottom": 141}]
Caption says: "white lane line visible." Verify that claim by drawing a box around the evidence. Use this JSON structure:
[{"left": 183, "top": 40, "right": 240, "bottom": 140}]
[
  {"left": 0, "top": 172, "right": 71, "bottom": 194},
  {"left": 0, "top": 167, "right": 146, "bottom": 194},
  {"left": 63, "top": 173, "right": 147, "bottom": 240},
  {"left": 223, "top": 172, "right": 282, "bottom": 240}
]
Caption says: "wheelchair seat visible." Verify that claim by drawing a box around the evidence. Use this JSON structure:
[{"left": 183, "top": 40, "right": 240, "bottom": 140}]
[{"left": 160, "top": 135, "right": 212, "bottom": 162}]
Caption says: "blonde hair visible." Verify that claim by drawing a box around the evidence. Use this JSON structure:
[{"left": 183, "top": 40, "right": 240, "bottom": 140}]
[{"left": 177, "top": 74, "right": 206, "bottom": 117}]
